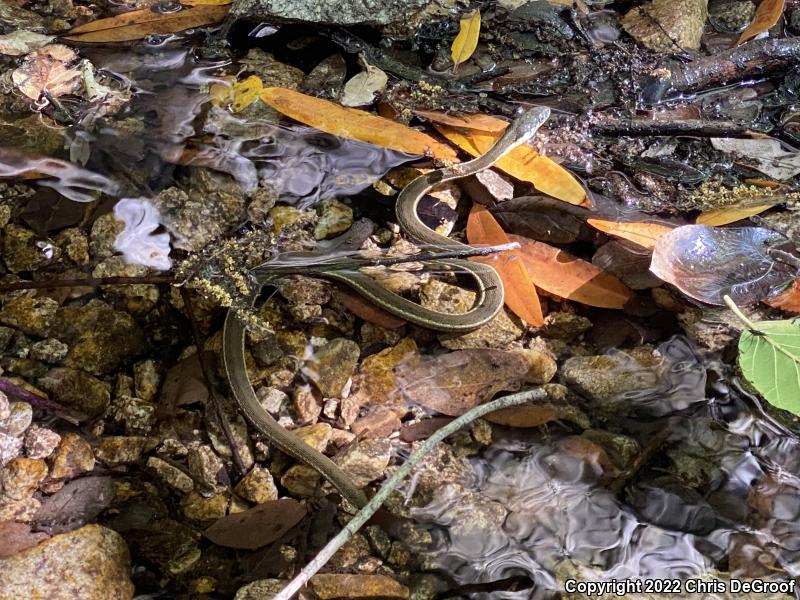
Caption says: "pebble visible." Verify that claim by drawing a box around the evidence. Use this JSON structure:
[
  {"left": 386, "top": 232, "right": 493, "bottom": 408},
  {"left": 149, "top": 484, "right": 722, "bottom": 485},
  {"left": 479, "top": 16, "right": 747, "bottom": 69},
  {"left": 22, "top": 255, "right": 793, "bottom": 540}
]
[
  {"left": 29, "top": 338, "right": 69, "bottom": 364},
  {"left": 94, "top": 436, "right": 155, "bottom": 466},
  {"left": 2, "top": 224, "right": 59, "bottom": 273},
  {"left": 47, "top": 432, "right": 95, "bottom": 482},
  {"left": 0, "top": 457, "right": 47, "bottom": 499},
  {"left": 293, "top": 423, "right": 332, "bottom": 452},
  {"left": 293, "top": 384, "right": 323, "bottom": 425},
  {"left": 0, "top": 524, "right": 134, "bottom": 600},
  {"left": 280, "top": 463, "right": 321, "bottom": 499},
  {"left": 146, "top": 456, "right": 194, "bottom": 493},
  {"left": 303, "top": 338, "right": 360, "bottom": 397},
  {"left": 309, "top": 574, "right": 409, "bottom": 600},
  {"left": 0, "top": 391, "right": 9, "bottom": 420},
  {"left": 0, "top": 401, "right": 32, "bottom": 436},
  {"left": 314, "top": 199, "right": 354, "bottom": 240},
  {"left": 187, "top": 444, "right": 227, "bottom": 497},
  {"left": 233, "top": 465, "right": 279, "bottom": 504},
  {"left": 0, "top": 296, "right": 58, "bottom": 337},
  {"left": 0, "top": 432, "right": 23, "bottom": 466},
  {"left": 181, "top": 490, "right": 230, "bottom": 523},
  {"left": 108, "top": 395, "right": 155, "bottom": 434},
  {"left": 335, "top": 438, "right": 391, "bottom": 488},
  {"left": 38, "top": 367, "right": 111, "bottom": 418},
  {"left": 256, "top": 386, "right": 288, "bottom": 414},
  {"left": 23, "top": 424, "right": 60, "bottom": 459}
]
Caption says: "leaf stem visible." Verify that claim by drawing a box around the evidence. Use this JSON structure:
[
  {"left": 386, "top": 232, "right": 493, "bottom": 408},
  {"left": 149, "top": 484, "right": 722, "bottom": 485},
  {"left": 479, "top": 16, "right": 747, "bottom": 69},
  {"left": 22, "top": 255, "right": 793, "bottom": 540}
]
[{"left": 723, "top": 295, "right": 759, "bottom": 331}]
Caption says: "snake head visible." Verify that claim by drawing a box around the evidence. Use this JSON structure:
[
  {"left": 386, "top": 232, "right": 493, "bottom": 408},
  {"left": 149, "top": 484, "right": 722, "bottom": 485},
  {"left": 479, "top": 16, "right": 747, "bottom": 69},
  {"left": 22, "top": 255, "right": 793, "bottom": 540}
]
[{"left": 515, "top": 106, "right": 551, "bottom": 139}]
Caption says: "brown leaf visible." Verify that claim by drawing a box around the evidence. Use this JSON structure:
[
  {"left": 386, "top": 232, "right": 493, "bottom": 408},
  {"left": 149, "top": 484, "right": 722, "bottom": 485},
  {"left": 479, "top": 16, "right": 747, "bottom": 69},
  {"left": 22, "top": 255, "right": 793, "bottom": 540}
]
[
  {"left": 434, "top": 120, "right": 588, "bottom": 206},
  {"left": 738, "top": 0, "right": 785, "bottom": 44},
  {"left": 0, "top": 521, "right": 49, "bottom": 558},
  {"left": 34, "top": 476, "right": 115, "bottom": 535},
  {"left": 11, "top": 44, "right": 82, "bottom": 101},
  {"left": 765, "top": 278, "right": 800, "bottom": 313},
  {"left": 159, "top": 353, "right": 209, "bottom": 417},
  {"left": 467, "top": 204, "right": 544, "bottom": 326},
  {"left": 695, "top": 202, "right": 776, "bottom": 226},
  {"left": 63, "top": 4, "right": 230, "bottom": 43},
  {"left": 203, "top": 499, "right": 306, "bottom": 550},
  {"left": 509, "top": 234, "right": 633, "bottom": 309},
  {"left": 414, "top": 109, "right": 508, "bottom": 133},
  {"left": 260, "top": 87, "right": 458, "bottom": 161},
  {"left": 394, "top": 348, "right": 554, "bottom": 416},
  {"left": 332, "top": 286, "right": 406, "bottom": 329},
  {"left": 586, "top": 218, "right": 673, "bottom": 250},
  {"left": 486, "top": 402, "right": 588, "bottom": 428}
]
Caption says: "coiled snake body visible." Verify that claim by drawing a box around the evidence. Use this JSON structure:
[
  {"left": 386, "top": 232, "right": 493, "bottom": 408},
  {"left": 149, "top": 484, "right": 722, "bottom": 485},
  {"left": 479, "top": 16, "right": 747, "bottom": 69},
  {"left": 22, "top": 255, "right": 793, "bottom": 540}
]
[{"left": 223, "top": 107, "right": 551, "bottom": 508}]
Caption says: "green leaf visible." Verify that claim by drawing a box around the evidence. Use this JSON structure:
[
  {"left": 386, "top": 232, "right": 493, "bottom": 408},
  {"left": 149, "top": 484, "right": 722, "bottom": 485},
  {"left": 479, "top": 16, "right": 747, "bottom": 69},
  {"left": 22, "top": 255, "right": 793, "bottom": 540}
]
[{"left": 738, "top": 318, "right": 800, "bottom": 415}]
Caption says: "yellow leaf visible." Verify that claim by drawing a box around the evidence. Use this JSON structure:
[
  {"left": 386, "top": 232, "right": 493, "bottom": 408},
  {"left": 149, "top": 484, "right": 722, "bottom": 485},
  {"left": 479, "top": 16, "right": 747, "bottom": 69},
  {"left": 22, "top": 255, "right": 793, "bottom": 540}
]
[
  {"left": 738, "top": 0, "right": 785, "bottom": 44},
  {"left": 260, "top": 87, "right": 458, "bottom": 161},
  {"left": 466, "top": 204, "right": 544, "bottom": 326},
  {"left": 231, "top": 75, "right": 262, "bottom": 112},
  {"left": 435, "top": 123, "right": 588, "bottom": 206},
  {"left": 587, "top": 219, "right": 673, "bottom": 251},
  {"left": 63, "top": 3, "right": 229, "bottom": 43},
  {"left": 450, "top": 10, "right": 481, "bottom": 72},
  {"left": 414, "top": 109, "right": 508, "bottom": 133},
  {"left": 696, "top": 202, "right": 776, "bottom": 226},
  {"left": 209, "top": 76, "right": 235, "bottom": 106}
]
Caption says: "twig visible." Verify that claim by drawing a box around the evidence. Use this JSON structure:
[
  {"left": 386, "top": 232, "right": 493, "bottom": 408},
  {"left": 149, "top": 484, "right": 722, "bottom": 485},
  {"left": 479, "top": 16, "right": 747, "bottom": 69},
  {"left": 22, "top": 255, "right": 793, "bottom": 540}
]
[
  {"left": 271, "top": 387, "right": 547, "bottom": 600},
  {"left": 590, "top": 117, "right": 752, "bottom": 138},
  {"left": 0, "top": 275, "right": 175, "bottom": 293},
  {"left": 0, "top": 376, "right": 85, "bottom": 425},
  {"left": 180, "top": 288, "right": 247, "bottom": 478}
]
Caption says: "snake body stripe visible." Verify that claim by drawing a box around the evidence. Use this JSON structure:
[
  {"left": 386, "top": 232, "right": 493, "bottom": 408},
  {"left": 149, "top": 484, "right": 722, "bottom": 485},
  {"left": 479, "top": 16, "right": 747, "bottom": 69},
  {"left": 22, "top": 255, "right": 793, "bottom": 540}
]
[{"left": 223, "top": 107, "right": 551, "bottom": 508}]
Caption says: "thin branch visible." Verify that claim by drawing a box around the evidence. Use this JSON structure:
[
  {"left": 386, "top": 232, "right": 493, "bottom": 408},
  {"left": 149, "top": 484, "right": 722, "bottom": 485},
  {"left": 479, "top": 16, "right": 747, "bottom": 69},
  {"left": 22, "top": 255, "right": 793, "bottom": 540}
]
[
  {"left": 272, "top": 387, "right": 547, "bottom": 600},
  {"left": 0, "top": 376, "right": 85, "bottom": 425},
  {"left": 0, "top": 275, "right": 175, "bottom": 293}
]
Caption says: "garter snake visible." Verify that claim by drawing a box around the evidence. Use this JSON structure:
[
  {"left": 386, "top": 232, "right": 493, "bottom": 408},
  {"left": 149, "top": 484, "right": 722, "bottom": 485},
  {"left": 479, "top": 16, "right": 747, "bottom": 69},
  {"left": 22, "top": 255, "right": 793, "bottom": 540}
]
[{"left": 223, "top": 106, "right": 551, "bottom": 508}]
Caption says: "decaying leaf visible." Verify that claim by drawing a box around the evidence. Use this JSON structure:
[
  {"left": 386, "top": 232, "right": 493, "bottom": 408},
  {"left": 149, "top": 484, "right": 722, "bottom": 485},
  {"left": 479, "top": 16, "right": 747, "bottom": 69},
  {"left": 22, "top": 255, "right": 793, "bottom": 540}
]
[
  {"left": 711, "top": 137, "right": 800, "bottom": 181},
  {"left": 261, "top": 87, "right": 458, "bottom": 161},
  {"left": 738, "top": 0, "right": 785, "bottom": 44},
  {"left": 650, "top": 225, "right": 796, "bottom": 305},
  {"left": 33, "top": 476, "right": 115, "bottom": 535},
  {"left": 766, "top": 278, "right": 800, "bottom": 313},
  {"left": 113, "top": 197, "right": 172, "bottom": 271},
  {"left": 0, "top": 521, "right": 49, "bottom": 558},
  {"left": 586, "top": 218, "right": 673, "bottom": 250},
  {"left": 63, "top": 3, "right": 230, "bottom": 43},
  {"left": 696, "top": 202, "right": 777, "bottom": 226},
  {"left": 393, "top": 348, "right": 555, "bottom": 416},
  {"left": 0, "top": 31, "right": 54, "bottom": 56},
  {"left": 467, "top": 204, "right": 544, "bottom": 326},
  {"left": 340, "top": 60, "right": 388, "bottom": 107},
  {"left": 11, "top": 44, "right": 82, "bottom": 102},
  {"left": 210, "top": 75, "right": 264, "bottom": 113},
  {"left": 434, "top": 122, "right": 588, "bottom": 206},
  {"left": 450, "top": 10, "right": 481, "bottom": 71},
  {"left": 486, "top": 401, "right": 590, "bottom": 429},
  {"left": 159, "top": 352, "right": 210, "bottom": 416},
  {"left": 509, "top": 234, "right": 633, "bottom": 308},
  {"left": 203, "top": 499, "right": 306, "bottom": 549},
  {"left": 736, "top": 314, "right": 800, "bottom": 415}
]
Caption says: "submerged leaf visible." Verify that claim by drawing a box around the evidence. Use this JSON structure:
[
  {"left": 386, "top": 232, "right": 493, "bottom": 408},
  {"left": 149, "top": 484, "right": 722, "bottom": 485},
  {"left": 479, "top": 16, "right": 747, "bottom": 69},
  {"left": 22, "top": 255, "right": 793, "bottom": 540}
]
[
  {"left": 737, "top": 316, "right": 800, "bottom": 415},
  {"left": 450, "top": 10, "right": 481, "bottom": 71},
  {"left": 696, "top": 202, "right": 776, "bottom": 226},
  {"left": 587, "top": 218, "right": 673, "bottom": 250},
  {"left": 11, "top": 44, "right": 82, "bottom": 102},
  {"left": 113, "top": 198, "right": 172, "bottom": 271},
  {"left": 766, "top": 278, "right": 800, "bottom": 314},
  {"left": 650, "top": 225, "right": 795, "bottom": 305},
  {"left": 466, "top": 204, "right": 544, "bottom": 326},
  {"left": 738, "top": 0, "right": 785, "bottom": 44},
  {"left": 260, "top": 87, "right": 458, "bottom": 161},
  {"left": 204, "top": 499, "right": 306, "bottom": 549}
]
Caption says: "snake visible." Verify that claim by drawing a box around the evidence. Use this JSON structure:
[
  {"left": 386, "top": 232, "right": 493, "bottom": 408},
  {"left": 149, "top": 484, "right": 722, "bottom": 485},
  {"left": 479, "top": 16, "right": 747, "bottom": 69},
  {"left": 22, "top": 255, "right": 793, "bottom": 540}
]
[{"left": 222, "top": 106, "right": 551, "bottom": 509}]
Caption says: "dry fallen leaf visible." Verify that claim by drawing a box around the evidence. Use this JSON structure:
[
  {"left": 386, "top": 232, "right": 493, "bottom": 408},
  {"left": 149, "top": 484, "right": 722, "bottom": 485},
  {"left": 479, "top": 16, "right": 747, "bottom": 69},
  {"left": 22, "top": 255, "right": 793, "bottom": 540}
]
[
  {"left": 450, "top": 9, "right": 481, "bottom": 72},
  {"left": 394, "top": 348, "right": 555, "bottom": 416},
  {"left": 508, "top": 234, "right": 633, "bottom": 309},
  {"left": 261, "top": 87, "right": 458, "bottom": 161},
  {"left": 11, "top": 44, "right": 82, "bottom": 102},
  {"left": 63, "top": 3, "right": 230, "bottom": 43},
  {"left": 586, "top": 218, "right": 674, "bottom": 250},
  {"left": 696, "top": 202, "right": 776, "bottom": 226},
  {"left": 203, "top": 499, "right": 306, "bottom": 550},
  {"left": 340, "top": 61, "right": 388, "bottom": 107},
  {"left": 467, "top": 204, "right": 544, "bottom": 326},
  {"left": 738, "top": 0, "right": 785, "bottom": 44},
  {"left": 434, "top": 122, "right": 588, "bottom": 206}
]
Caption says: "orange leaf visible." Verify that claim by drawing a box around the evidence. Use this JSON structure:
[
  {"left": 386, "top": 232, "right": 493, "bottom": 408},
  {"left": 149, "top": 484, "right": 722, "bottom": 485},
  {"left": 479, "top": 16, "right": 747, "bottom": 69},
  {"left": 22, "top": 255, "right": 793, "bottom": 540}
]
[
  {"left": 508, "top": 234, "right": 633, "bottom": 309},
  {"left": 765, "top": 278, "right": 800, "bottom": 313},
  {"left": 414, "top": 109, "right": 508, "bottom": 133},
  {"left": 63, "top": 3, "right": 229, "bottom": 42},
  {"left": 587, "top": 218, "right": 674, "bottom": 251},
  {"left": 434, "top": 123, "right": 588, "bottom": 207},
  {"left": 332, "top": 286, "right": 406, "bottom": 329},
  {"left": 738, "top": 0, "right": 785, "bottom": 44},
  {"left": 696, "top": 202, "right": 776, "bottom": 226},
  {"left": 466, "top": 204, "right": 544, "bottom": 326},
  {"left": 260, "top": 87, "right": 458, "bottom": 161}
]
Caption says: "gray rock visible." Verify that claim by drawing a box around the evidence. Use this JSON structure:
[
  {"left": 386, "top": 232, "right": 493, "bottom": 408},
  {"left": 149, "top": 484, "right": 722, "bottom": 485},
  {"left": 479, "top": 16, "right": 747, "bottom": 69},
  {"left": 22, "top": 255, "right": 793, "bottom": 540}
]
[
  {"left": 29, "top": 338, "right": 69, "bottom": 364},
  {"left": 233, "top": 0, "right": 430, "bottom": 26}
]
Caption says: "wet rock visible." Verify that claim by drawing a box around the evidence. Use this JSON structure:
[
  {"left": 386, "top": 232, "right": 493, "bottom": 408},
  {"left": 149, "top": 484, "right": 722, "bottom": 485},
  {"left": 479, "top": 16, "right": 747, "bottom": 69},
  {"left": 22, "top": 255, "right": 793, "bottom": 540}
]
[
  {"left": 0, "top": 401, "right": 32, "bottom": 436},
  {"left": 94, "top": 436, "right": 155, "bottom": 466},
  {"left": 236, "top": 0, "right": 430, "bottom": 26},
  {"left": 29, "top": 338, "right": 69, "bottom": 364},
  {"left": 280, "top": 463, "right": 320, "bottom": 498},
  {"left": 708, "top": 0, "right": 755, "bottom": 32},
  {"left": 310, "top": 574, "right": 410, "bottom": 600},
  {"left": 278, "top": 275, "right": 332, "bottom": 306},
  {"left": 0, "top": 392, "right": 8, "bottom": 420},
  {"left": 256, "top": 386, "right": 288, "bottom": 414},
  {"left": 0, "top": 524, "right": 134, "bottom": 600},
  {"left": 38, "top": 367, "right": 111, "bottom": 418},
  {"left": 304, "top": 338, "right": 360, "bottom": 397},
  {"left": 92, "top": 257, "right": 159, "bottom": 314},
  {"left": 89, "top": 213, "right": 125, "bottom": 260},
  {"left": 24, "top": 424, "right": 60, "bottom": 459},
  {"left": 439, "top": 485, "right": 507, "bottom": 538},
  {"left": 314, "top": 199, "right": 353, "bottom": 240},
  {"left": 335, "top": 438, "right": 391, "bottom": 488},
  {"left": 293, "top": 384, "right": 322, "bottom": 425},
  {"left": 127, "top": 518, "right": 201, "bottom": 576},
  {"left": 0, "top": 296, "right": 58, "bottom": 337},
  {"left": 187, "top": 444, "right": 227, "bottom": 497},
  {"left": 208, "top": 416, "right": 255, "bottom": 470},
  {"left": 47, "top": 432, "right": 95, "bottom": 483},
  {"left": 241, "top": 48, "right": 304, "bottom": 89},
  {"left": 233, "top": 465, "right": 279, "bottom": 503},
  {"left": 108, "top": 395, "right": 155, "bottom": 434},
  {"left": 329, "top": 533, "right": 371, "bottom": 569},
  {"left": 621, "top": 0, "right": 708, "bottom": 52},
  {"left": 53, "top": 300, "right": 146, "bottom": 375},
  {"left": 181, "top": 490, "right": 229, "bottom": 523},
  {"left": 0, "top": 327, "right": 14, "bottom": 353},
  {"left": 55, "top": 227, "right": 90, "bottom": 265},
  {"left": 133, "top": 359, "right": 160, "bottom": 402},
  {"left": 560, "top": 347, "right": 661, "bottom": 403},
  {"left": 420, "top": 280, "right": 523, "bottom": 350},
  {"left": 293, "top": 423, "right": 332, "bottom": 452},
  {"left": 2, "top": 224, "right": 58, "bottom": 273},
  {"left": 542, "top": 312, "right": 592, "bottom": 341},
  {"left": 0, "top": 457, "right": 47, "bottom": 499},
  {"left": 235, "top": 579, "right": 288, "bottom": 600},
  {"left": 409, "top": 443, "right": 470, "bottom": 499},
  {"left": 146, "top": 456, "right": 194, "bottom": 493},
  {"left": 352, "top": 407, "right": 401, "bottom": 439}
]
